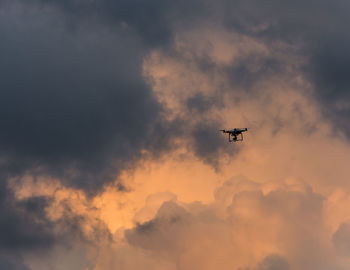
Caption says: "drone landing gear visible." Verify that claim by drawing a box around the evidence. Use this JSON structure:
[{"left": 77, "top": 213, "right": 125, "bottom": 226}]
[{"left": 229, "top": 133, "right": 243, "bottom": 142}]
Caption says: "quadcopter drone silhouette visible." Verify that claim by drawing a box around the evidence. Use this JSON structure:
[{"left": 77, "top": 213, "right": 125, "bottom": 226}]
[{"left": 219, "top": 128, "right": 248, "bottom": 142}]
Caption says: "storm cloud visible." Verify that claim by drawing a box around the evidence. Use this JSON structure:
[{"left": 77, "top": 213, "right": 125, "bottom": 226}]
[
  {"left": 1, "top": 0, "right": 350, "bottom": 269},
  {"left": 1, "top": 0, "right": 350, "bottom": 192},
  {"left": 0, "top": 0, "right": 178, "bottom": 192}
]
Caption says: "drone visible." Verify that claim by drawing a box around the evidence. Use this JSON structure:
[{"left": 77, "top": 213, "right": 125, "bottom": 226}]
[{"left": 219, "top": 128, "right": 248, "bottom": 142}]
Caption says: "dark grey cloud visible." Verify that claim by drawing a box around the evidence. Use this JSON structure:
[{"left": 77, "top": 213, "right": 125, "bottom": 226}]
[
  {"left": 190, "top": 121, "right": 236, "bottom": 168},
  {"left": 32, "top": 0, "right": 208, "bottom": 47},
  {"left": 0, "top": 1, "right": 179, "bottom": 192},
  {"left": 0, "top": 254, "right": 29, "bottom": 270},
  {"left": 0, "top": 181, "right": 56, "bottom": 269},
  {"left": 239, "top": 254, "right": 289, "bottom": 270},
  {"left": 186, "top": 93, "right": 217, "bottom": 114},
  {"left": 0, "top": 194, "right": 54, "bottom": 251},
  {"left": 257, "top": 255, "right": 289, "bottom": 270},
  {"left": 333, "top": 223, "right": 350, "bottom": 256}
]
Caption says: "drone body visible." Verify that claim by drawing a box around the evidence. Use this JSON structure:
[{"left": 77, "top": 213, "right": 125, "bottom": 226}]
[{"left": 220, "top": 128, "right": 248, "bottom": 142}]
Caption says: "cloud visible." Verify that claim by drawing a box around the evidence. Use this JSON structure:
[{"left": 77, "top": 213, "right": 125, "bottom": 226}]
[
  {"left": 30, "top": 0, "right": 208, "bottom": 47},
  {"left": 239, "top": 255, "right": 290, "bottom": 270},
  {"left": 222, "top": 0, "right": 350, "bottom": 137},
  {"left": 0, "top": 1, "right": 177, "bottom": 192},
  {"left": 1, "top": 0, "right": 349, "bottom": 192},
  {"left": 190, "top": 121, "right": 234, "bottom": 168},
  {"left": 0, "top": 254, "right": 29, "bottom": 270},
  {"left": 0, "top": 176, "right": 111, "bottom": 270},
  {"left": 0, "top": 181, "right": 55, "bottom": 269},
  {"left": 1, "top": 0, "right": 350, "bottom": 269},
  {"left": 96, "top": 177, "right": 339, "bottom": 270},
  {"left": 333, "top": 223, "right": 350, "bottom": 256},
  {"left": 0, "top": 182, "right": 54, "bottom": 252},
  {"left": 256, "top": 255, "right": 290, "bottom": 270}
]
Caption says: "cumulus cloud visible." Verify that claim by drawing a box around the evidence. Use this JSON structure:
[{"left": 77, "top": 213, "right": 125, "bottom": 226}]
[{"left": 87, "top": 177, "right": 344, "bottom": 270}]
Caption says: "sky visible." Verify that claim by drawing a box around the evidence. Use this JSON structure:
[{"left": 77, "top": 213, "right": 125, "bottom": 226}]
[{"left": 1, "top": 0, "right": 350, "bottom": 269}]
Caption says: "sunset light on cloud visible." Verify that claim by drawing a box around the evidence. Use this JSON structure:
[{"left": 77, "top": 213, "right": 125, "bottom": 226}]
[{"left": 1, "top": 0, "right": 350, "bottom": 269}]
